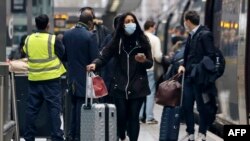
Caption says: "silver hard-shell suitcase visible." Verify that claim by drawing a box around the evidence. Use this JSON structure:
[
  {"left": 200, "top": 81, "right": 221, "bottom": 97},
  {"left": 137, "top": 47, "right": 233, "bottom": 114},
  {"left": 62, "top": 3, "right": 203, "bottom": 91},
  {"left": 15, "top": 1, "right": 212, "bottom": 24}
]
[{"left": 80, "top": 97, "right": 117, "bottom": 141}]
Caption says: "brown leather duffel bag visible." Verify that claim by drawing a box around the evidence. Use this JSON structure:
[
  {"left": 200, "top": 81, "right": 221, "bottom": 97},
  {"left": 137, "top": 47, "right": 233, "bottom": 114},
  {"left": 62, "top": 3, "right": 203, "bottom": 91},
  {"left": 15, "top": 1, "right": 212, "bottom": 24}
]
[{"left": 156, "top": 73, "right": 182, "bottom": 107}]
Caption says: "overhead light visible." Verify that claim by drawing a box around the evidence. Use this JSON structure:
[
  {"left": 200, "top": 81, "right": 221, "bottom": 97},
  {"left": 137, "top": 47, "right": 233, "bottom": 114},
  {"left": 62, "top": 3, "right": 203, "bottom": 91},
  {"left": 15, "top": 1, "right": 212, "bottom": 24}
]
[{"left": 110, "top": 0, "right": 120, "bottom": 12}]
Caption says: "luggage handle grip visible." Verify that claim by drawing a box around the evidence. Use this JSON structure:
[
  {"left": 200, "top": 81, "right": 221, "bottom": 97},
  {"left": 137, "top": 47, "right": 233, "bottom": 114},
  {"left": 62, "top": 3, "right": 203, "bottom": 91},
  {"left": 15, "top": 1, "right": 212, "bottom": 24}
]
[
  {"left": 85, "top": 71, "right": 94, "bottom": 109},
  {"left": 84, "top": 95, "right": 93, "bottom": 109},
  {"left": 83, "top": 104, "right": 91, "bottom": 110}
]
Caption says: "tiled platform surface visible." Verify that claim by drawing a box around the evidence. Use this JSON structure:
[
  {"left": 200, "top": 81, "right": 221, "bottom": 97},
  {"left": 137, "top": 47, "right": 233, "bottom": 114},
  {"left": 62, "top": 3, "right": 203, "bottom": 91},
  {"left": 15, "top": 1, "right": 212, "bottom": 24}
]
[
  {"left": 16, "top": 105, "right": 223, "bottom": 141},
  {"left": 138, "top": 105, "right": 223, "bottom": 141}
]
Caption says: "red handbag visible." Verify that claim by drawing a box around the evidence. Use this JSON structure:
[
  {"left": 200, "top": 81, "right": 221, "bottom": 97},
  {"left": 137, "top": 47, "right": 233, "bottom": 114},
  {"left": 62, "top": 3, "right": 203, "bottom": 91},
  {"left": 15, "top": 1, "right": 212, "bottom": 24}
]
[
  {"left": 86, "top": 72, "right": 108, "bottom": 98},
  {"left": 155, "top": 73, "right": 182, "bottom": 107}
]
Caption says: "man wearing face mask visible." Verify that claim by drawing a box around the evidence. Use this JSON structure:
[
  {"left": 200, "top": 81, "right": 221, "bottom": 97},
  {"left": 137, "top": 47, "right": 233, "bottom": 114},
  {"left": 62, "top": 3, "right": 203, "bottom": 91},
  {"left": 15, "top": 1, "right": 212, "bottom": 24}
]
[
  {"left": 178, "top": 11, "right": 217, "bottom": 141},
  {"left": 171, "top": 25, "right": 186, "bottom": 45},
  {"left": 62, "top": 13, "right": 99, "bottom": 141},
  {"left": 87, "top": 12, "right": 153, "bottom": 141},
  {"left": 139, "top": 20, "right": 162, "bottom": 124}
]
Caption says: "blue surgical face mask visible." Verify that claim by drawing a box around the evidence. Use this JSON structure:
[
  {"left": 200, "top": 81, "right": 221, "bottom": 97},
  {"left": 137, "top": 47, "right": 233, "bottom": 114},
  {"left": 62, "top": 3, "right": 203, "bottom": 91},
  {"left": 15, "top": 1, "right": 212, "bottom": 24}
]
[{"left": 124, "top": 23, "right": 136, "bottom": 35}]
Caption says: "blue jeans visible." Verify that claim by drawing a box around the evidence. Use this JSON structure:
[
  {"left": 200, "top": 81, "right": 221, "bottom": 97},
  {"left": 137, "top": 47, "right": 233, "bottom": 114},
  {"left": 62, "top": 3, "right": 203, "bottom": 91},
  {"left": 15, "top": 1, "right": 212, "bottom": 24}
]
[
  {"left": 24, "top": 79, "right": 64, "bottom": 141},
  {"left": 139, "top": 71, "right": 156, "bottom": 121},
  {"left": 183, "top": 77, "right": 213, "bottom": 135}
]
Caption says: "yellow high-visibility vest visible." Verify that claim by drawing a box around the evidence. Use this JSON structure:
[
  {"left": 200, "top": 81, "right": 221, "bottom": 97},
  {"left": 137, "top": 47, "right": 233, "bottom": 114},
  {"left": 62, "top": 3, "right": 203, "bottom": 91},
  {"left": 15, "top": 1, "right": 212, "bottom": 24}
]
[{"left": 23, "top": 32, "right": 66, "bottom": 81}]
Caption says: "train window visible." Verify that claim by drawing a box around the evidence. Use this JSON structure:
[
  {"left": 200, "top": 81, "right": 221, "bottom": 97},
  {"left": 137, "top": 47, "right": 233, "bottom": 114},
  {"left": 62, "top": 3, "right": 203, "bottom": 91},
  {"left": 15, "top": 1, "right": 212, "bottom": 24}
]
[
  {"left": 54, "top": 14, "right": 69, "bottom": 34},
  {"left": 55, "top": 19, "right": 66, "bottom": 28}
]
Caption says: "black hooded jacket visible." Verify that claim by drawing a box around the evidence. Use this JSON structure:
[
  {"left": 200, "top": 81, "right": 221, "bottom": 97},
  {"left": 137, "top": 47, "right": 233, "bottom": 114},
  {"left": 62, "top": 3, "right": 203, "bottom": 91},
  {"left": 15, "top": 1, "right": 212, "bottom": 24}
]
[{"left": 93, "top": 34, "right": 153, "bottom": 99}]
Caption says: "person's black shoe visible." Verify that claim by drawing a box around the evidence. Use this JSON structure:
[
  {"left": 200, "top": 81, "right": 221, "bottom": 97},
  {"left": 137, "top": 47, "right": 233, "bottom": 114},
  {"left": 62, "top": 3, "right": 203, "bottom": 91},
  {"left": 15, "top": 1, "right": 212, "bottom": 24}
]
[{"left": 139, "top": 118, "right": 146, "bottom": 124}]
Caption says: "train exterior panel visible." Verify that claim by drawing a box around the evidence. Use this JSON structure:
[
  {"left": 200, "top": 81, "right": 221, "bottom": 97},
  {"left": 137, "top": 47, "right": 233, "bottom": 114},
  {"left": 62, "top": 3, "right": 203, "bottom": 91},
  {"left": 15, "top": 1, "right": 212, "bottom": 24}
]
[{"left": 156, "top": 0, "right": 250, "bottom": 137}]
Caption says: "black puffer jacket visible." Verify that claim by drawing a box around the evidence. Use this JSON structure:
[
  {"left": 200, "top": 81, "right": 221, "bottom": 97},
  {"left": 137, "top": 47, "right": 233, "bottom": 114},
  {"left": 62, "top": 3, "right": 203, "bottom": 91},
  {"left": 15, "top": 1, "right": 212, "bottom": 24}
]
[{"left": 93, "top": 35, "right": 153, "bottom": 99}]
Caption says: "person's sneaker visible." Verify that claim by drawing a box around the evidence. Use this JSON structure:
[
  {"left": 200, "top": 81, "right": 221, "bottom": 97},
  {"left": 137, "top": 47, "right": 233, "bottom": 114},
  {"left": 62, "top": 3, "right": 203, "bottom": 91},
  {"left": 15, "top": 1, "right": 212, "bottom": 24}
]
[
  {"left": 179, "top": 133, "right": 194, "bottom": 141},
  {"left": 146, "top": 119, "right": 158, "bottom": 124},
  {"left": 188, "top": 134, "right": 195, "bottom": 141},
  {"left": 139, "top": 119, "right": 146, "bottom": 124},
  {"left": 196, "top": 133, "right": 206, "bottom": 141}
]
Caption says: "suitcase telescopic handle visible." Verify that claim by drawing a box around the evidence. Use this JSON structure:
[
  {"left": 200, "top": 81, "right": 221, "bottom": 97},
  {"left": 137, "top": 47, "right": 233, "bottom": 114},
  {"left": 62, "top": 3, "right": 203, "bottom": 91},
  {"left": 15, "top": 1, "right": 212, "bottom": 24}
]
[
  {"left": 84, "top": 95, "right": 93, "bottom": 109},
  {"left": 84, "top": 71, "right": 94, "bottom": 109}
]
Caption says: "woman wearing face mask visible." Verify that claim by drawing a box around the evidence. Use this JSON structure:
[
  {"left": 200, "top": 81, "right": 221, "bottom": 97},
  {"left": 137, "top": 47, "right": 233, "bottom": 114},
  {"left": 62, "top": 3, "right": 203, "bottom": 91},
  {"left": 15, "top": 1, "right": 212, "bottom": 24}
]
[{"left": 87, "top": 12, "right": 153, "bottom": 141}]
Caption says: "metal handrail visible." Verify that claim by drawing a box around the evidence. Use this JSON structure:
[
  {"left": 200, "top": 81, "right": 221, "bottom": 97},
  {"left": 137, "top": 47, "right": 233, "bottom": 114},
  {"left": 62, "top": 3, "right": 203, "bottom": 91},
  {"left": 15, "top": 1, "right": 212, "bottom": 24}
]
[
  {"left": 0, "top": 63, "right": 18, "bottom": 141},
  {"left": 11, "top": 72, "right": 20, "bottom": 141},
  {"left": 0, "top": 75, "right": 4, "bottom": 141}
]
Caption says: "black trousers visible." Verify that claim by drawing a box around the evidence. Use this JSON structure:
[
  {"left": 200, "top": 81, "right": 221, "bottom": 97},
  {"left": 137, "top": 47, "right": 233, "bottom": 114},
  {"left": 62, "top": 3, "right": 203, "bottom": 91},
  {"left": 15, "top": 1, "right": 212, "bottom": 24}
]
[
  {"left": 114, "top": 97, "right": 144, "bottom": 141},
  {"left": 183, "top": 77, "right": 217, "bottom": 135},
  {"left": 24, "top": 80, "right": 64, "bottom": 141},
  {"left": 68, "top": 95, "right": 85, "bottom": 141}
]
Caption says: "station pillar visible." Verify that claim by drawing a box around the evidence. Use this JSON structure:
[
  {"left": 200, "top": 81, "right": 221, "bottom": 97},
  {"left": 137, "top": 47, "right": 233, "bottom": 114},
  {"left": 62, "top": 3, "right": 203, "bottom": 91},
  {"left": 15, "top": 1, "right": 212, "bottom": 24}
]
[{"left": 0, "top": 0, "right": 17, "bottom": 141}]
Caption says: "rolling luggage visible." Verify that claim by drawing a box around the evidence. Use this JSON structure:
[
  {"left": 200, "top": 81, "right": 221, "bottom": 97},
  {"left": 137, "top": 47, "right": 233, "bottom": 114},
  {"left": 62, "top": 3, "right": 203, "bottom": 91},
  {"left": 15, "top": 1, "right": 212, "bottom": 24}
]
[
  {"left": 159, "top": 73, "right": 184, "bottom": 141},
  {"left": 61, "top": 75, "right": 72, "bottom": 140},
  {"left": 80, "top": 96, "right": 117, "bottom": 141},
  {"left": 159, "top": 106, "right": 181, "bottom": 141}
]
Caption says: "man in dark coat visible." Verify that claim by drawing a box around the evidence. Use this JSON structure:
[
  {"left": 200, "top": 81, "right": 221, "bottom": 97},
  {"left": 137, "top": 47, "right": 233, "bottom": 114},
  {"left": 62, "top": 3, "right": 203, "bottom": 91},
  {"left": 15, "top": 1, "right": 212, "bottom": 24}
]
[
  {"left": 178, "top": 10, "right": 217, "bottom": 141},
  {"left": 80, "top": 7, "right": 111, "bottom": 50},
  {"left": 62, "top": 13, "right": 99, "bottom": 141}
]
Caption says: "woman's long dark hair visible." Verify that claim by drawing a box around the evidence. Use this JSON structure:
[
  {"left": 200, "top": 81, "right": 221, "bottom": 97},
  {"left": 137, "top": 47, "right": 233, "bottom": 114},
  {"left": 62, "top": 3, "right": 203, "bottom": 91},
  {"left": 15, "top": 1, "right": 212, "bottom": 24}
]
[{"left": 111, "top": 12, "right": 150, "bottom": 51}]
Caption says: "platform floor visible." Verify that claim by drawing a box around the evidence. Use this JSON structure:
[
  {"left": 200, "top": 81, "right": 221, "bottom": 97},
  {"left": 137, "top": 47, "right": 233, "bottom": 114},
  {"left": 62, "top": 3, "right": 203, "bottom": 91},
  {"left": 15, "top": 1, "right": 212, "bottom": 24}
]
[
  {"left": 17, "top": 105, "right": 223, "bottom": 141},
  {"left": 138, "top": 105, "right": 223, "bottom": 141}
]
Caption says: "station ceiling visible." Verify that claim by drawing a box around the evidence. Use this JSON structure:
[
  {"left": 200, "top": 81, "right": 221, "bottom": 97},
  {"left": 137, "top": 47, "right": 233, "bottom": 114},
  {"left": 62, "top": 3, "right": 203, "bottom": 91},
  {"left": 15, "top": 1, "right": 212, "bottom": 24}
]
[
  {"left": 119, "top": 0, "right": 142, "bottom": 13},
  {"left": 54, "top": 0, "right": 142, "bottom": 16}
]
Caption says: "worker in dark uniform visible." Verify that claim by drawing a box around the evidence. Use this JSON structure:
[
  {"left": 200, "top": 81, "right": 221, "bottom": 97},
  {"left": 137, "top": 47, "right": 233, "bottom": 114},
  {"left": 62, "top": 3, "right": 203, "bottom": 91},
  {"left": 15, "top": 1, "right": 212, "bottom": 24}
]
[{"left": 22, "top": 14, "right": 66, "bottom": 141}]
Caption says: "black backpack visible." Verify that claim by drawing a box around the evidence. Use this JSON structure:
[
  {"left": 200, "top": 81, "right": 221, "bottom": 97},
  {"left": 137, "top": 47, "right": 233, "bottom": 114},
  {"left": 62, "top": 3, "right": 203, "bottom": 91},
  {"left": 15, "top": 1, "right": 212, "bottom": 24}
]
[{"left": 198, "top": 30, "right": 226, "bottom": 79}]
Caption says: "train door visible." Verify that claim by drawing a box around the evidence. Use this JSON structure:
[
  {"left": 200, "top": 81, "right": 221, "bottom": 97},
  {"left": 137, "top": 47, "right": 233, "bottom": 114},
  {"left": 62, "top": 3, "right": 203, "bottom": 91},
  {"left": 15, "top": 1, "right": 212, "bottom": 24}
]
[
  {"left": 237, "top": 0, "right": 249, "bottom": 124},
  {"left": 206, "top": 0, "right": 249, "bottom": 125},
  {"left": 245, "top": 0, "right": 250, "bottom": 124}
]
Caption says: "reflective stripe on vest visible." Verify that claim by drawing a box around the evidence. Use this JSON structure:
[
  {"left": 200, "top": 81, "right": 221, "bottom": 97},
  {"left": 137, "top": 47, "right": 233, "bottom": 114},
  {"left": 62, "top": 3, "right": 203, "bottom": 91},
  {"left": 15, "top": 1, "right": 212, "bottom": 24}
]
[
  {"left": 25, "top": 34, "right": 57, "bottom": 63},
  {"left": 24, "top": 33, "right": 66, "bottom": 81},
  {"left": 28, "top": 62, "right": 63, "bottom": 72}
]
